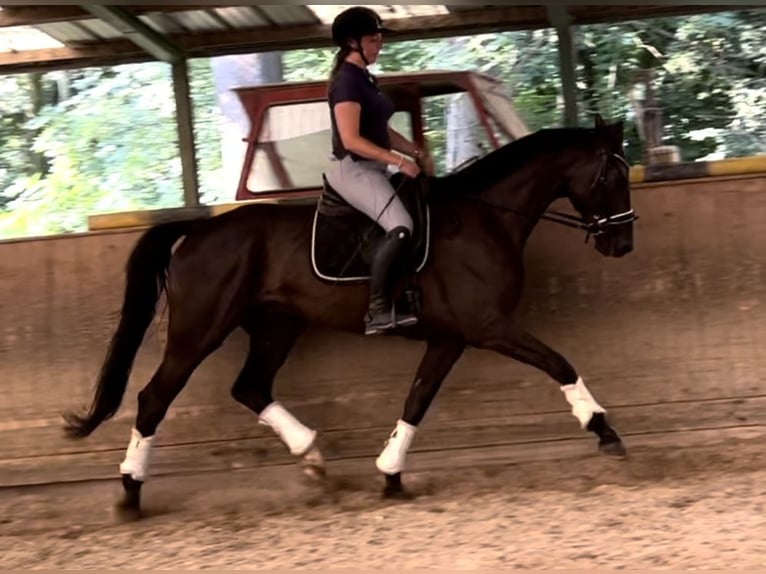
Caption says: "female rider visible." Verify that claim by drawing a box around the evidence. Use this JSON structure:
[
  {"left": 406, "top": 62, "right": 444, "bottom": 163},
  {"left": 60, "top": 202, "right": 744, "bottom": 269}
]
[{"left": 324, "top": 6, "right": 432, "bottom": 335}]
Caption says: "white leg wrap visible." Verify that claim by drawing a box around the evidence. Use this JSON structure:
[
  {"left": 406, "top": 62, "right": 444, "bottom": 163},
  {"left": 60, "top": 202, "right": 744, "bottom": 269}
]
[
  {"left": 561, "top": 377, "right": 606, "bottom": 429},
  {"left": 375, "top": 419, "right": 417, "bottom": 475},
  {"left": 119, "top": 428, "right": 154, "bottom": 482},
  {"left": 259, "top": 401, "right": 316, "bottom": 456}
]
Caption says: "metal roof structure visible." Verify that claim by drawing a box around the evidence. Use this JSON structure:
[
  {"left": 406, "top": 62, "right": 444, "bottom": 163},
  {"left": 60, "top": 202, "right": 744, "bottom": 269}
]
[{"left": 0, "top": 4, "right": 755, "bottom": 74}]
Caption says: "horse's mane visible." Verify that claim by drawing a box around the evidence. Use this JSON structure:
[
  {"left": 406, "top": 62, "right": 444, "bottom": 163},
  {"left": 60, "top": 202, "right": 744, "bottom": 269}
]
[{"left": 434, "top": 126, "right": 599, "bottom": 196}]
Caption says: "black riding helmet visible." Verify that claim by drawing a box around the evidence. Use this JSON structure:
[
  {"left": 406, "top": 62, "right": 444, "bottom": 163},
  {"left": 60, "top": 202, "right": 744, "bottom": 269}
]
[{"left": 331, "top": 6, "right": 391, "bottom": 65}]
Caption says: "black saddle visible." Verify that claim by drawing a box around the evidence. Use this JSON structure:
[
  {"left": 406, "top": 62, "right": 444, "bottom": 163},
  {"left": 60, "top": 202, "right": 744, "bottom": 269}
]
[{"left": 310, "top": 172, "right": 431, "bottom": 283}]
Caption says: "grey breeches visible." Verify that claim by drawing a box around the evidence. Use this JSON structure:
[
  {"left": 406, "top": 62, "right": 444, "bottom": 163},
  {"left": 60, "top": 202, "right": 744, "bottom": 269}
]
[{"left": 324, "top": 156, "right": 413, "bottom": 233}]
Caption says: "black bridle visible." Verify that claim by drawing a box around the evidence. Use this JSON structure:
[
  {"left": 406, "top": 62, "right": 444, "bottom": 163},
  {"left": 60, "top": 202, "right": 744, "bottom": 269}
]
[{"left": 461, "top": 151, "right": 638, "bottom": 242}]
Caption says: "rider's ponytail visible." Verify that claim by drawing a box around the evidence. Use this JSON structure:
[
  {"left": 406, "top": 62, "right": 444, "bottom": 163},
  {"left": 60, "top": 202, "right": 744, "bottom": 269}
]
[{"left": 328, "top": 46, "right": 352, "bottom": 93}]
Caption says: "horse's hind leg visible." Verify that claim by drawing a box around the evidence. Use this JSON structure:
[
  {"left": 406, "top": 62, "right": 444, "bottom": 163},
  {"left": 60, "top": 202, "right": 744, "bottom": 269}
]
[
  {"left": 376, "top": 337, "right": 465, "bottom": 499},
  {"left": 117, "top": 267, "right": 250, "bottom": 520},
  {"left": 478, "top": 326, "right": 626, "bottom": 458},
  {"left": 230, "top": 312, "right": 325, "bottom": 480},
  {"left": 117, "top": 343, "right": 210, "bottom": 521}
]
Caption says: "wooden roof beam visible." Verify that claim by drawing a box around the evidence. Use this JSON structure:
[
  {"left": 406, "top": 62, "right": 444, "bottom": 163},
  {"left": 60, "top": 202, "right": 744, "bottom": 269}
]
[
  {"left": 0, "top": 40, "right": 149, "bottom": 75},
  {"left": 566, "top": 4, "right": 757, "bottom": 25},
  {"left": 0, "top": 5, "right": 233, "bottom": 28},
  {"left": 0, "top": 7, "right": 550, "bottom": 76},
  {"left": 0, "top": 6, "right": 89, "bottom": 28},
  {"left": 177, "top": 6, "right": 552, "bottom": 57},
  {"left": 174, "top": 5, "right": 757, "bottom": 56}
]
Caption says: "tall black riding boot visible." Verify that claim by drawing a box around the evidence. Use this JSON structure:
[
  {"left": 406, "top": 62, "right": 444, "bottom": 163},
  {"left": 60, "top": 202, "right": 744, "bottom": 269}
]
[{"left": 365, "top": 226, "right": 419, "bottom": 335}]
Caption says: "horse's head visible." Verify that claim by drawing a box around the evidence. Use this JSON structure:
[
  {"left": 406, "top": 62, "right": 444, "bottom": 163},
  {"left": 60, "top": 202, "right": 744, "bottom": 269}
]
[{"left": 566, "top": 115, "right": 636, "bottom": 258}]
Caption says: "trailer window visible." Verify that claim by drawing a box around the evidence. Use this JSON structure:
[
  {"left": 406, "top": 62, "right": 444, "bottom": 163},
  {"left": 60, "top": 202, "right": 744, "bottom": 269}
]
[{"left": 246, "top": 102, "right": 413, "bottom": 194}]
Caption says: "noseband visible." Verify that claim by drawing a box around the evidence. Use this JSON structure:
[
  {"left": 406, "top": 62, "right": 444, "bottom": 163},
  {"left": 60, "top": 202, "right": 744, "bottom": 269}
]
[{"left": 541, "top": 152, "right": 637, "bottom": 241}]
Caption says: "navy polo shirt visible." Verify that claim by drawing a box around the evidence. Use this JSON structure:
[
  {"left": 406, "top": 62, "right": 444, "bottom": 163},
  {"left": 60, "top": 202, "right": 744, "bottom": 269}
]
[{"left": 329, "top": 62, "right": 395, "bottom": 161}]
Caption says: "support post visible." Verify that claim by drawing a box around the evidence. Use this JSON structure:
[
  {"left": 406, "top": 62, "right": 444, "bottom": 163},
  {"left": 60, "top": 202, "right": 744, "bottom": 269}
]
[
  {"left": 546, "top": 5, "right": 579, "bottom": 127},
  {"left": 172, "top": 60, "right": 200, "bottom": 207}
]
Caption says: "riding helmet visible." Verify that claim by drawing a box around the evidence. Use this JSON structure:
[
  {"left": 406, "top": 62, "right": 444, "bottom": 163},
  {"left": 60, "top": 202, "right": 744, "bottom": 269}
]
[{"left": 331, "top": 6, "right": 391, "bottom": 47}]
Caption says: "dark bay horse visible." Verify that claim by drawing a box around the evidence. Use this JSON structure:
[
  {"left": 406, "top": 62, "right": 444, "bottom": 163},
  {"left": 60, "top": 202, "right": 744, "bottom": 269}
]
[{"left": 63, "top": 115, "right": 636, "bottom": 518}]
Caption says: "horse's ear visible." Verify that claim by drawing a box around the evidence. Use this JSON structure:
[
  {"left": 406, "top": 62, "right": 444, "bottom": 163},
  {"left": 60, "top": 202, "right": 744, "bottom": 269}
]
[{"left": 594, "top": 113, "right": 606, "bottom": 128}]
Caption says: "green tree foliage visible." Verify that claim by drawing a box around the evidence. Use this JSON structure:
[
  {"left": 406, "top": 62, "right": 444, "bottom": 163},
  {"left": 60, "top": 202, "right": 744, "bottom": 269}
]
[
  {"left": 0, "top": 63, "right": 184, "bottom": 236},
  {"left": 0, "top": 75, "right": 40, "bottom": 209},
  {"left": 574, "top": 10, "right": 766, "bottom": 161}
]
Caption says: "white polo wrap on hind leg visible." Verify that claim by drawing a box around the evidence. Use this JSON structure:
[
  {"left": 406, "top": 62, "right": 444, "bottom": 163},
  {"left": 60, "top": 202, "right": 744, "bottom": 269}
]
[
  {"left": 259, "top": 401, "right": 316, "bottom": 456},
  {"left": 119, "top": 428, "right": 154, "bottom": 482},
  {"left": 375, "top": 419, "right": 417, "bottom": 475},
  {"left": 561, "top": 377, "right": 606, "bottom": 428}
]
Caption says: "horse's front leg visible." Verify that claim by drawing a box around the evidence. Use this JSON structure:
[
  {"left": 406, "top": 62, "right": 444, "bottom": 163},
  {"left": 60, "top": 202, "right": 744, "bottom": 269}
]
[
  {"left": 475, "top": 326, "right": 626, "bottom": 458},
  {"left": 376, "top": 337, "right": 465, "bottom": 499}
]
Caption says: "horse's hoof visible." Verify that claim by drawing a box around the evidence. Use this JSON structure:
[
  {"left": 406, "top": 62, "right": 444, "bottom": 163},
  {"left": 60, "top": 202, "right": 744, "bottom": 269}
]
[
  {"left": 382, "top": 487, "right": 415, "bottom": 501},
  {"left": 114, "top": 502, "right": 142, "bottom": 523},
  {"left": 115, "top": 475, "right": 143, "bottom": 521},
  {"left": 301, "top": 462, "right": 327, "bottom": 482},
  {"left": 300, "top": 445, "right": 326, "bottom": 482},
  {"left": 381, "top": 472, "right": 415, "bottom": 500},
  {"left": 599, "top": 438, "right": 627, "bottom": 459}
]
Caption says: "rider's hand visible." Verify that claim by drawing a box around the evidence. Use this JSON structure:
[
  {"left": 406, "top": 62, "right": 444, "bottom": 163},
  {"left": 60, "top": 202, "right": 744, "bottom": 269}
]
[{"left": 399, "top": 158, "right": 421, "bottom": 179}]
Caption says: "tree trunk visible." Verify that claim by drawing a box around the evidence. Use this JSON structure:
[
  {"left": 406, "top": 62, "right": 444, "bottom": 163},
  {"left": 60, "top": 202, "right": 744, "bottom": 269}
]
[{"left": 27, "top": 73, "right": 49, "bottom": 177}]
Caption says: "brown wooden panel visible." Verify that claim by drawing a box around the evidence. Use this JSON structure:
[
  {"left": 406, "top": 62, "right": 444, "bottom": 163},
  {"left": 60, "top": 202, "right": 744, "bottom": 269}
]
[
  {"left": 3, "top": 415, "right": 764, "bottom": 488},
  {"left": 1, "top": 378, "right": 764, "bottom": 462}
]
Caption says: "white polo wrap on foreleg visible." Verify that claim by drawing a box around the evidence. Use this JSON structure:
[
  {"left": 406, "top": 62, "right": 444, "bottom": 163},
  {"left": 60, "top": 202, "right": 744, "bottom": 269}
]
[
  {"left": 259, "top": 401, "right": 316, "bottom": 456},
  {"left": 561, "top": 377, "right": 606, "bottom": 428},
  {"left": 375, "top": 419, "right": 417, "bottom": 475},
  {"left": 119, "top": 428, "right": 154, "bottom": 482}
]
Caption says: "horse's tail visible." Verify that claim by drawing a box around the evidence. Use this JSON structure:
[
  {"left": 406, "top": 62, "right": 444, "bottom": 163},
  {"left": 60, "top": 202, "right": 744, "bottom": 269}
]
[{"left": 63, "top": 220, "right": 196, "bottom": 439}]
